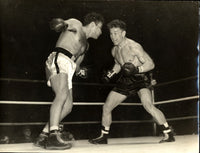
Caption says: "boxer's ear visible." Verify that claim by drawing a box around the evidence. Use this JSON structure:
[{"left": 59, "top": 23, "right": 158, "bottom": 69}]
[
  {"left": 122, "top": 30, "right": 126, "bottom": 37},
  {"left": 90, "top": 21, "right": 96, "bottom": 28}
]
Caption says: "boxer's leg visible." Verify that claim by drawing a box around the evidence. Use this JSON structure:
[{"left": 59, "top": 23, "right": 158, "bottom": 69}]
[
  {"left": 102, "top": 91, "right": 127, "bottom": 128},
  {"left": 34, "top": 74, "right": 72, "bottom": 149},
  {"left": 138, "top": 88, "right": 175, "bottom": 143},
  {"left": 40, "top": 89, "right": 73, "bottom": 134},
  {"left": 54, "top": 90, "right": 74, "bottom": 142},
  {"left": 45, "top": 73, "right": 72, "bottom": 150},
  {"left": 49, "top": 73, "right": 69, "bottom": 130},
  {"left": 60, "top": 89, "right": 73, "bottom": 121},
  {"left": 138, "top": 88, "right": 166, "bottom": 124},
  {"left": 41, "top": 58, "right": 75, "bottom": 134},
  {"left": 89, "top": 91, "right": 127, "bottom": 144}
]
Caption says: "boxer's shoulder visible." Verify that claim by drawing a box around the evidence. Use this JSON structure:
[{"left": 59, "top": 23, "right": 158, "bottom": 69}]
[
  {"left": 65, "top": 18, "right": 83, "bottom": 31},
  {"left": 125, "top": 38, "right": 141, "bottom": 49},
  {"left": 66, "top": 18, "right": 82, "bottom": 25}
]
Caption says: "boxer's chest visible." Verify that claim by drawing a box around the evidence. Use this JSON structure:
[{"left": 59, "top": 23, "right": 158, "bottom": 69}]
[
  {"left": 114, "top": 46, "right": 138, "bottom": 65},
  {"left": 72, "top": 31, "right": 88, "bottom": 56}
]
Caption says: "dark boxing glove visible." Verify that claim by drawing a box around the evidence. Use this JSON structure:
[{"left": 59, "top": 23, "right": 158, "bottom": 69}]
[
  {"left": 149, "top": 72, "right": 157, "bottom": 86},
  {"left": 76, "top": 67, "right": 88, "bottom": 79},
  {"left": 122, "top": 62, "right": 139, "bottom": 76},
  {"left": 101, "top": 70, "right": 116, "bottom": 83},
  {"left": 50, "top": 18, "right": 68, "bottom": 32}
]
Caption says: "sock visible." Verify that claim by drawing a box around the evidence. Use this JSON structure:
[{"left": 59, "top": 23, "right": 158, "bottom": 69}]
[
  {"left": 101, "top": 126, "right": 110, "bottom": 135},
  {"left": 50, "top": 126, "right": 59, "bottom": 132},
  {"left": 160, "top": 123, "right": 171, "bottom": 134},
  {"left": 42, "top": 127, "right": 49, "bottom": 133},
  {"left": 104, "top": 126, "right": 110, "bottom": 131}
]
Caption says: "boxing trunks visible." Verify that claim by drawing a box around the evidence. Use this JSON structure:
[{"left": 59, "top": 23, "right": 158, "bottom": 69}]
[
  {"left": 112, "top": 73, "right": 151, "bottom": 96},
  {"left": 45, "top": 47, "right": 76, "bottom": 89}
]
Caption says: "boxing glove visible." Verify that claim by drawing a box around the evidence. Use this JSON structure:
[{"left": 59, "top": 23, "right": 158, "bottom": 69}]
[
  {"left": 101, "top": 70, "right": 116, "bottom": 83},
  {"left": 122, "top": 62, "right": 139, "bottom": 76},
  {"left": 149, "top": 72, "right": 157, "bottom": 86},
  {"left": 50, "top": 18, "right": 68, "bottom": 32},
  {"left": 76, "top": 67, "right": 88, "bottom": 79}
]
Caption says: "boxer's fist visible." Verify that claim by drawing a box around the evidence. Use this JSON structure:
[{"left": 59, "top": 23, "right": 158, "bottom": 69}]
[
  {"left": 122, "top": 62, "right": 139, "bottom": 76},
  {"left": 151, "top": 79, "right": 157, "bottom": 86},
  {"left": 101, "top": 74, "right": 110, "bottom": 83},
  {"left": 76, "top": 67, "right": 88, "bottom": 79},
  {"left": 50, "top": 18, "right": 68, "bottom": 32},
  {"left": 149, "top": 72, "right": 157, "bottom": 86},
  {"left": 101, "top": 70, "right": 116, "bottom": 83}
]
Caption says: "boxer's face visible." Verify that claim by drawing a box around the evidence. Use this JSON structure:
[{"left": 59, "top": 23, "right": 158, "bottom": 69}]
[
  {"left": 109, "top": 27, "right": 125, "bottom": 45},
  {"left": 91, "top": 22, "right": 103, "bottom": 39}
]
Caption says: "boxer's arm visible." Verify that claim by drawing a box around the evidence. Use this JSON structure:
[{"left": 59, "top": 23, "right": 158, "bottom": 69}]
[
  {"left": 134, "top": 44, "right": 155, "bottom": 73},
  {"left": 50, "top": 18, "right": 68, "bottom": 32},
  {"left": 112, "top": 60, "right": 121, "bottom": 74},
  {"left": 75, "top": 54, "right": 88, "bottom": 78},
  {"left": 75, "top": 54, "right": 85, "bottom": 73},
  {"left": 101, "top": 60, "right": 120, "bottom": 83},
  {"left": 50, "top": 18, "right": 81, "bottom": 33},
  {"left": 104, "top": 61, "right": 121, "bottom": 81},
  {"left": 64, "top": 19, "right": 77, "bottom": 32},
  {"left": 101, "top": 48, "right": 121, "bottom": 83}
]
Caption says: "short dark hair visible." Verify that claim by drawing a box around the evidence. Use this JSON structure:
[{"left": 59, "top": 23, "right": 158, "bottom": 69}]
[
  {"left": 107, "top": 19, "right": 126, "bottom": 31},
  {"left": 83, "top": 12, "right": 104, "bottom": 26}
]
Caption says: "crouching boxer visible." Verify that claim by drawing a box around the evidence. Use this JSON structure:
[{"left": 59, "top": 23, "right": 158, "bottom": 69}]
[
  {"left": 89, "top": 19, "right": 175, "bottom": 144},
  {"left": 34, "top": 12, "right": 104, "bottom": 150}
]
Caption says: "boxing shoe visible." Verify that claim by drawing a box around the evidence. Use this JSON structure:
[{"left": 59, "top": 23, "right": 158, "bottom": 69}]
[
  {"left": 89, "top": 134, "right": 108, "bottom": 144},
  {"left": 45, "top": 130, "right": 72, "bottom": 150},
  {"left": 159, "top": 131, "right": 175, "bottom": 143},
  {"left": 60, "top": 131, "right": 75, "bottom": 142},
  {"left": 59, "top": 123, "right": 75, "bottom": 142},
  {"left": 33, "top": 132, "right": 48, "bottom": 148}
]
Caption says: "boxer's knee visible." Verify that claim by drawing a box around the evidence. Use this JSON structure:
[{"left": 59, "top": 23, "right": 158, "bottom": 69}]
[
  {"left": 54, "top": 90, "right": 69, "bottom": 106},
  {"left": 57, "top": 93, "right": 67, "bottom": 102}
]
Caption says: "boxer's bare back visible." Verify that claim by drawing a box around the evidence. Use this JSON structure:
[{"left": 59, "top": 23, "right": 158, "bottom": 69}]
[{"left": 56, "top": 18, "right": 88, "bottom": 59}]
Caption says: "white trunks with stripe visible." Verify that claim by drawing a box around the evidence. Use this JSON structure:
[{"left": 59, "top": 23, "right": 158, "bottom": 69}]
[{"left": 45, "top": 47, "right": 76, "bottom": 89}]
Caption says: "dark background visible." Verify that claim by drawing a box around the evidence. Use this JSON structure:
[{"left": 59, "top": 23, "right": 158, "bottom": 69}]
[{"left": 0, "top": 0, "right": 199, "bottom": 142}]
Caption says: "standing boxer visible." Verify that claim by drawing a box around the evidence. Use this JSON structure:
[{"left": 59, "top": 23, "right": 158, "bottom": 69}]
[
  {"left": 89, "top": 19, "right": 175, "bottom": 144},
  {"left": 34, "top": 12, "right": 104, "bottom": 150}
]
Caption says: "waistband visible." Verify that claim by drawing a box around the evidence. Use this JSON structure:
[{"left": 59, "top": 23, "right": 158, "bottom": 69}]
[{"left": 54, "top": 47, "right": 73, "bottom": 58}]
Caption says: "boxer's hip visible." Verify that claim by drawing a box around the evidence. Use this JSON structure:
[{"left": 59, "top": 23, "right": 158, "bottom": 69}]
[
  {"left": 112, "top": 73, "right": 151, "bottom": 96},
  {"left": 45, "top": 47, "right": 76, "bottom": 87}
]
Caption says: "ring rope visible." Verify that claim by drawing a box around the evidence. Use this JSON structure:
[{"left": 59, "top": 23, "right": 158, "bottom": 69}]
[
  {"left": 0, "top": 95, "right": 198, "bottom": 106},
  {"left": 0, "top": 78, "right": 115, "bottom": 86},
  {"left": 0, "top": 116, "right": 197, "bottom": 126},
  {"left": 154, "top": 75, "right": 197, "bottom": 87},
  {"left": 0, "top": 75, "right": 197, "bottom": 87},
  {"left": 0, "top": 101, "right": 142, "bottom": 106},
  {"left": 154, "top": 95, "right": 199, "bottom": 105}
]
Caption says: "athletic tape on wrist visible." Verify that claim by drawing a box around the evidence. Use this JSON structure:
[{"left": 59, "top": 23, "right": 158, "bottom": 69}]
[
  {"left": 138, "top": 66, "right": 144, "bottom": 73},
  {"left": 107, "top": 70, "right": 115, "bottom": 78}
]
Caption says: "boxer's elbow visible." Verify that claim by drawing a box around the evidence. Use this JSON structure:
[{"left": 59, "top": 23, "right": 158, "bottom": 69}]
[
  {"left": 150, "top": 62, "right": 155, "bottom": 71},
  {"left": 146, "top": 60, "right": 154, "bottom": 71}
]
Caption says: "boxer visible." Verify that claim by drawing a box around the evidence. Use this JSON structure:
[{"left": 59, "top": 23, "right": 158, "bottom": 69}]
[
  {"left": 89, "top": 19, "right": 175, "bottom": 144},
  {"left": 34, "top": 12, "right": 104, "bottom": 150}
]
